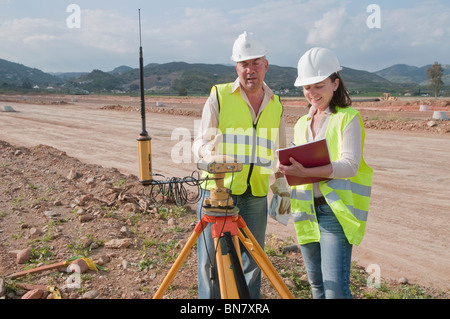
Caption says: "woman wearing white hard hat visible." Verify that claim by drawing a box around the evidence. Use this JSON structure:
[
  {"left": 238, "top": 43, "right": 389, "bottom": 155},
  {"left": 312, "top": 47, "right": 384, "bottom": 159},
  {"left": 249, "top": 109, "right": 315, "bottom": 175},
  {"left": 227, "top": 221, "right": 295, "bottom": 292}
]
[{"left": 278, "top": 47, "right": 373, "bottom": 299}]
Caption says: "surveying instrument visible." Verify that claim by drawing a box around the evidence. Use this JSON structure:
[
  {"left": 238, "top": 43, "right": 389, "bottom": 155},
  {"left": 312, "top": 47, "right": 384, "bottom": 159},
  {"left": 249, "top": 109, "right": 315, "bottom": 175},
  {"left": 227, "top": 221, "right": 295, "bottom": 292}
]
[{"left": 153, "top": 155, "right": 294, "bottom": 299}]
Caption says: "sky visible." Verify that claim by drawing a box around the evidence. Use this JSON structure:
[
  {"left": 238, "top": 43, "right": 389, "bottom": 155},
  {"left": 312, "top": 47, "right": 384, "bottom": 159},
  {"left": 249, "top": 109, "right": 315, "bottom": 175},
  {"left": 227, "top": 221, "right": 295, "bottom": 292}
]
[{"left": 0, "top": 0, "right": 449, "bottom": 73}]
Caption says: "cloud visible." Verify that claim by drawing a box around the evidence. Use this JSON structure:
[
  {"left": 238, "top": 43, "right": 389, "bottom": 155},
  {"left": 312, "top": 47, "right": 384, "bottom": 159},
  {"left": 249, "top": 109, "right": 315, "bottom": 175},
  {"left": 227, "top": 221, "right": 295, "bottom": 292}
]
[
  {"left": 391, "top": 5, "right": 450, "bottom": 48},
  {"left": 141, "top": 7, "right": 232, "bottom": 63},
  {"left": 0, "top": 1, "right": 448, "bottom": 73},
  {"left": 306, "top": 7, "right": 348, "bottom": 48},
  {"left": 0, "top": 17, "right": 61, "bottom": 41},
  {"left": 347, "top": 2, "right": 450, "bottom": 70},
  {"left": 68, "top": 9, "right": 138, "bottom": 54},
  {"left": 23, "top": 34, "right": 58, "bottom": 46},
  {"left": 227, "top": 0, "right": 350, "bottom": 66},
  {"left": 0, "top": 9, "right": 140, "bottom": 71},
  {"left": 0, "top": 17, "right": 64, "bottom": 66}
]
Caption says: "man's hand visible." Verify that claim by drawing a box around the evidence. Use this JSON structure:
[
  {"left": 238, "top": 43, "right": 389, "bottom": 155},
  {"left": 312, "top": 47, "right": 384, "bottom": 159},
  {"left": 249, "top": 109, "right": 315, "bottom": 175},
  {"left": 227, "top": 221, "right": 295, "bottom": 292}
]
[{"left": 200, "top": 134, "right": 223, "bottom": 158}]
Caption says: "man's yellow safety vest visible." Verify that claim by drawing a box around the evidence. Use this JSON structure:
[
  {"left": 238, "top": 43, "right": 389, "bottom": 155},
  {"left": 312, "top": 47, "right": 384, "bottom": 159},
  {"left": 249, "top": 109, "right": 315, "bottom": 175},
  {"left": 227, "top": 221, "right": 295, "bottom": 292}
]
[
  {"left": 291, "top": 106, "right": 373, "bottom": 245},
  {"left": 202, "top": 83, "right": 283, "bottom": 196}
]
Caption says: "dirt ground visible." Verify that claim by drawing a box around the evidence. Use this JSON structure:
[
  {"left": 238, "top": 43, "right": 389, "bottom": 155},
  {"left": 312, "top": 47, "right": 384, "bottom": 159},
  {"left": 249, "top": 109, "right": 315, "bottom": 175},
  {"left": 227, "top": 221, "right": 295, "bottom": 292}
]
[{"left": 0, "top": 93, "right": 449, "bottom": 299}]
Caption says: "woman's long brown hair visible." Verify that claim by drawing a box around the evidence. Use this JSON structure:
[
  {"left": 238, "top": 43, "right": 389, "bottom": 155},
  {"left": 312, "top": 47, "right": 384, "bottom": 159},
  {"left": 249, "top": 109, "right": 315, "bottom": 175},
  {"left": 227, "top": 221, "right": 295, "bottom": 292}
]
[{"left": 328, "top": 72, "right": 352, "bottom": 113}]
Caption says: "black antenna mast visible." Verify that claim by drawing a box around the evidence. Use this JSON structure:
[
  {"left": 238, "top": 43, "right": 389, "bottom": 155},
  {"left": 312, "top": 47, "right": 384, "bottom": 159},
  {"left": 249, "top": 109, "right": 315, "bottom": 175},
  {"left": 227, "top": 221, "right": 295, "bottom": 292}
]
[{"left": 138, "top": 9, "right": 147, "bottom": 136}]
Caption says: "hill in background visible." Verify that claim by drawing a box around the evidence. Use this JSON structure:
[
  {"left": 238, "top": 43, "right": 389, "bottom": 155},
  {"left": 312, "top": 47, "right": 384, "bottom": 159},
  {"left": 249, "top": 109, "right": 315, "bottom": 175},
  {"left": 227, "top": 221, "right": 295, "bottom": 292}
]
[
  {"left": 375, "top": 64, "right": 450, "bottom": 85},
  {"left": 0, "top": 58, "right": 448, "bottom": 96},
  {"left": 0, "top": 59, "right": 60, "bottom": 89}
]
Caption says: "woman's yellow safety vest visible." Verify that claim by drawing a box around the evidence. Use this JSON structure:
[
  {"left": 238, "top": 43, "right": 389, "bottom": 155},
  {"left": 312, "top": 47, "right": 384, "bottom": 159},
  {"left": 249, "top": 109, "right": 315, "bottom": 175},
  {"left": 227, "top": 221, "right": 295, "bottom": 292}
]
[
  {"left": 202, "top": 83, "right": 283, "bottom": 196},
  {"left": 291, "top": 106, "right": 373, "bottom": 245}
]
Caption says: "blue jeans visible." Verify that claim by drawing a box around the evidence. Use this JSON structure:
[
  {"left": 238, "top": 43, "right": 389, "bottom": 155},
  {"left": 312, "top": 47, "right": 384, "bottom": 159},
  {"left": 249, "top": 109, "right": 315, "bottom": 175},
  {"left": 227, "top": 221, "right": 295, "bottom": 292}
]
[
  {"left": 299, "top": 203, "right": 353, "bottom": 299},
  {"left": 196, "top": 188, "right": 268, "bottom": 299}
]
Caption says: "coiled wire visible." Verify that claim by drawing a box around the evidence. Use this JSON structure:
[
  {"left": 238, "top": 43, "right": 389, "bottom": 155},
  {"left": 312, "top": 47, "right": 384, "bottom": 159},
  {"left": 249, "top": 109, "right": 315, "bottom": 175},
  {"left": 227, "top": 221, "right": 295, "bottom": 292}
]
[{"left": 141, "top": 170, "right": 213, "bottom": 207}]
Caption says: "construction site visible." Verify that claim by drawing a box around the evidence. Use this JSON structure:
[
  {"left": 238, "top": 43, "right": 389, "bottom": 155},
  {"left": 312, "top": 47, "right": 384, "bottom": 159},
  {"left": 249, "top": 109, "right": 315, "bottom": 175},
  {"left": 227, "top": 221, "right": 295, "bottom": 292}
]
[{"left": 0, "top": 93, "right": 449, "bottom": 299}]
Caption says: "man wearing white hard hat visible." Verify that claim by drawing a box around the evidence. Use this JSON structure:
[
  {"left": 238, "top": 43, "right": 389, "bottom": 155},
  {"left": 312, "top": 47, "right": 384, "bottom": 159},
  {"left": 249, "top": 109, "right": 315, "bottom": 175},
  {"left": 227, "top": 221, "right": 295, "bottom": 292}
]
[
  {"left": 193, "top": 31, "right": 288, "bottom": 299},
  {"left": 278, "top": 47, "right": 373, "bottom": 299}
]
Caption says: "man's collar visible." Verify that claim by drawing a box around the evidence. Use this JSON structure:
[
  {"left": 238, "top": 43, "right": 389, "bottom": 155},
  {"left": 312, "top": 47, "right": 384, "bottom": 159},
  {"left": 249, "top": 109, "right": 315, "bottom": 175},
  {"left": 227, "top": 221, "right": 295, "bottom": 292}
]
[{"left": 231, "top": 78, "right": 274, "bottom": 98}]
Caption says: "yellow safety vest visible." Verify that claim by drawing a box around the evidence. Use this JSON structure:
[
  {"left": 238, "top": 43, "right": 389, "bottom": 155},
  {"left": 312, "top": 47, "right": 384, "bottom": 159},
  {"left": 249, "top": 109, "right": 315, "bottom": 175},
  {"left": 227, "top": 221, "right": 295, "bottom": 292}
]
[
  {"left": 291, "top": 106, "right": 373, "bottom": 245},
  {"left": 202, "top": 83, "right": 283, "bottom": 196}
]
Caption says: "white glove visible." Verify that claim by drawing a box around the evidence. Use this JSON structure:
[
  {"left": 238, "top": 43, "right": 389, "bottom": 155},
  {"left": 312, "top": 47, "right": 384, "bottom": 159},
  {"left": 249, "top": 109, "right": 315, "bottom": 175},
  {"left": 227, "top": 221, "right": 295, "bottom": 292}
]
[
  {"left": 270, "top": 177, "right": 291, "bottom": 215},
  {"left": 270, "top": 177, "right": 290, "bottom": 197},
  {"left": 269, "top": 194, "right": 290, "bottom": 226}
]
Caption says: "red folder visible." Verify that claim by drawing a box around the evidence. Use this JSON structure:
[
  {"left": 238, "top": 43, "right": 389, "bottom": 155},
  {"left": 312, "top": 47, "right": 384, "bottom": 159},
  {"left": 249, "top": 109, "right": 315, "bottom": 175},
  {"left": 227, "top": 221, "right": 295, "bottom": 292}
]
[{"left": 276, "top": 138, "right": 331, "bottom": 186}]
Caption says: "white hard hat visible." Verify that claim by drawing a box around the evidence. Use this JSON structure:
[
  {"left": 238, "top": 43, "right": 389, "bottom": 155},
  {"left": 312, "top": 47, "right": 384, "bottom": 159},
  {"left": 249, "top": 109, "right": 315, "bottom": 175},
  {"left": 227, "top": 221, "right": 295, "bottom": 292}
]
[
  {"left": 231, "top": 31, "right": 267, "bottom": 62},
  {"left": 294, "top": 47, "right": 343, "bottom": 87}
]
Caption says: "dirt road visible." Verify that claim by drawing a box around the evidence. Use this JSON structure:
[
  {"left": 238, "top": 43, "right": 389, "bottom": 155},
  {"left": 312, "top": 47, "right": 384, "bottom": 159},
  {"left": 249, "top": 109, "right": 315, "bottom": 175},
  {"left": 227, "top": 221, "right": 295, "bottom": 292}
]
[{"left": 1, "top": 95, "right": 449, "bottom": 291}]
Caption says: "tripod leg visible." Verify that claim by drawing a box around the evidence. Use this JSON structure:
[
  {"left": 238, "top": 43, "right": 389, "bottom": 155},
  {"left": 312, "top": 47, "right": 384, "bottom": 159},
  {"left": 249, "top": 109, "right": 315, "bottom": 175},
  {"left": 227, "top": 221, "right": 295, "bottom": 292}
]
[
  {"left": 214, "top": 237, "right": 240, "bottom": 299},
  {"left": 238, "top": 226, "right": 295, "bottom": 299},
  {"left": 224, "top": 232, "right": 250, "bottom": 299},
  {"left": 153, "top": 230, "right": 201, "bottom": 299}
]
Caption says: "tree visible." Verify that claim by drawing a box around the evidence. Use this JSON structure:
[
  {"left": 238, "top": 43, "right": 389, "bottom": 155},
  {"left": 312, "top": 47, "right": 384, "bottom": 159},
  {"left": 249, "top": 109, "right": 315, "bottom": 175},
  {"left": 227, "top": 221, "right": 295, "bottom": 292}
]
[
  {"left": 178, "top": 87, "right": 187, "bottom": 96},
  {"left": 22, "top": 79, "right": 32, "bottom": 89},
  {"left": 427, "top": 62, "right": 444, "bottom": 98}
]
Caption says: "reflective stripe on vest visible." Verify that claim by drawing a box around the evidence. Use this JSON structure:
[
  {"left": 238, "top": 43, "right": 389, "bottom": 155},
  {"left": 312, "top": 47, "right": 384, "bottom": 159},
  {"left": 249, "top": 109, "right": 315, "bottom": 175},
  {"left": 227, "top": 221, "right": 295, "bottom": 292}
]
[
  {"left": 291, "top": 107, "right": 373, "bottom": 245},
  {"left": 221, "top": 130, "right": 276, "bottom": 169},
  {"left": 202, "top": 83, "right": 283, "bottom": 196}
]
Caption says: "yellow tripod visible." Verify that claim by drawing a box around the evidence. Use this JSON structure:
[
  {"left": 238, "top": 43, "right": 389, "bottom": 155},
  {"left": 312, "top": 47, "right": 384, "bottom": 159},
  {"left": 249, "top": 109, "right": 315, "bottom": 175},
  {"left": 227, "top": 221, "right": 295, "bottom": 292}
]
[{"left": 153, "top": 157, "right": 294, "bottom": 299}]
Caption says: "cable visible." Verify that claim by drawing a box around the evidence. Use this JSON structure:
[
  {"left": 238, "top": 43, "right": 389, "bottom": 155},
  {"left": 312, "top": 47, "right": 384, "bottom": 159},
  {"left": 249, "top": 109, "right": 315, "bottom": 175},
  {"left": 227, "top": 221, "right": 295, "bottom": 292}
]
[{"left": 141, "top": 170, "right": 212, "bottom": 207}]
